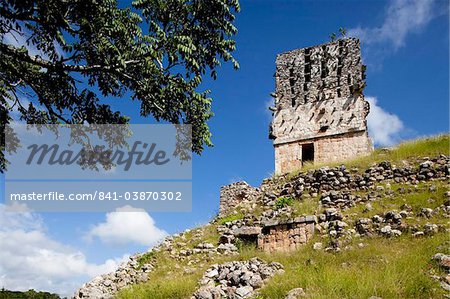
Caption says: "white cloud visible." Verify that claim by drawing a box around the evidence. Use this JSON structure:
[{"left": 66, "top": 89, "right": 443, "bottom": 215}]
[
  {"left": 366, "top": 96, "right": 404, "bottom": 146},
  {"left": 264, "top": 97, "right": 275, "bottom": 120},
  {"left": 349, "top": 0, "right": 438, "bottom": 51},
  {"left": 86, "top": 205, "right": 167, "bottom": 247},
  {"left": 0, "top": 204, "right": 127, "bottom": 297}
]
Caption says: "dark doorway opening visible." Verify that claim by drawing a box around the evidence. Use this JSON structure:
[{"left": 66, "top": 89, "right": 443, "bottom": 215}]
[
  {"left": 236, "top": 234, "right": 258, "bottom": 250},
  {"left": 302, "top": 143, "right": 314, "bottom": 163}
]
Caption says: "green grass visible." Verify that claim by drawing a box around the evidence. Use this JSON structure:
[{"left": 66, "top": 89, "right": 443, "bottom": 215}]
[
  {"left": 291, "top": 197, "right": 320, "bottom": 217},
  {"left": 198, "top": 223, "right": 221, "bottom": 244},
  {"left": 137, "top": 251, "right": 156, "bottom": 268},
  {"left": 116, "top": 253, "right": 204, "bottom": 299},
  {"left": 275, "top": 196, "right": 294, "bottom": 209},
  {"left": 256, "top": 233, "right": 449, "bottom": 299},
  {"left": 288, "top": 134, "right": 449, "bottom": 177},
  {"left": 216, "top": 212, "right": 244, "bottom": 225},
  {"left": 117, "top": 277, "right": 197, "bottom": 299},
  {"left": 120, "top": 232, "right": 449, "bottom": 299}
]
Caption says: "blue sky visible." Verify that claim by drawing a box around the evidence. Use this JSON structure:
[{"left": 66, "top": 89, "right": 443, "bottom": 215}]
[{"left": 1, "top": 0, "right": 448, "bottom": 296}]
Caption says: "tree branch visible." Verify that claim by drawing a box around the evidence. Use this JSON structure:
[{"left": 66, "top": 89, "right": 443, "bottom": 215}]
[{"left": 1, "top": 43, "right": 143, "bottom": 73}]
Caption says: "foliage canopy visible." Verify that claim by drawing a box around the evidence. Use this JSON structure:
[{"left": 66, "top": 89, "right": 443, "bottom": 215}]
[{"left": 0, "top": 0, "right": 240, "bottom": 171}]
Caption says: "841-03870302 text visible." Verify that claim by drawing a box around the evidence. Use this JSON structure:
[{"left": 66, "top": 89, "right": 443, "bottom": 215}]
[{"left": 9, "top": 191, "right": 183, "bottom": 201}]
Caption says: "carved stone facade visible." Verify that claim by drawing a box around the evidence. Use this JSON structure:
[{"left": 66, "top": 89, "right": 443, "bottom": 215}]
[{"left": 270, "top": 38, "right": 373, "bottom": 174}]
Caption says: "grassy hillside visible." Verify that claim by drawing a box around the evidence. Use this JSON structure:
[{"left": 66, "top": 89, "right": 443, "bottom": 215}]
[{"left": 116, "top": 135, "right": 449, "bottom": 299}]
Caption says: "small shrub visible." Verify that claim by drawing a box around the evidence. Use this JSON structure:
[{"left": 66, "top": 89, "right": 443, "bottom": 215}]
[
  {"left": 137, "top": 251, "right": 156, "bottom": 268},
  {"left": 276, "top": 196, "right": 294, "bottom": 209}
]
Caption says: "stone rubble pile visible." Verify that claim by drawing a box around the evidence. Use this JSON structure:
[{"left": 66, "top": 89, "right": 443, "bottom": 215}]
[
  {"left": 192, "top": 258, "right": 284, "bottom": 299},
  {"left": 73, "top": 253, "right": 153, "bottom": 299},
  {"left": 320, "top": 190, "right": 361, "bottom": 208},
  {"left": 219, "top": 182, "right": 261, "bottom": 217},
  {"left": 432, "top": 253, "right": 450, "bottom": 292},
  {"left": 74, "top": 225, "right": 239, "bottom": 299}
]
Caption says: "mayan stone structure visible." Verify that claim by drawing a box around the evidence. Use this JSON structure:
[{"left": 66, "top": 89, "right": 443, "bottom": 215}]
[
  {"left": 257, "top": 217, "right": 316, "bottom": 252},
  {"left": 270, "top": 38, "right": 373, "bottom": 174}
]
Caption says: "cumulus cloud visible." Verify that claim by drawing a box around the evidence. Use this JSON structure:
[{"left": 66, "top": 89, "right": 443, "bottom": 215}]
[
  {"left": 86, "top": 206, "right": 167, "bottom": 247},
  {"left": 366, "top": 96, "right": 404, "bottom": 146},
  {"left": 0, "top": 204, "right": 127, "bottom": 297},
  {"left": 349, "top": 0, "right": 439, "bottom": 51}
]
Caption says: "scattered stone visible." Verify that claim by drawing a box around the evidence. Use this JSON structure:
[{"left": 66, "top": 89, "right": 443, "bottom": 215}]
[
  {"left": 217, "top": 243, "right": 238, "bottom": 254},
  {"left": 192, "top": 258, "right": 284, "bottom": 299},
  {"left": 196, "top": 242, "right": 215, "bottom": 250},
  {"left": 433, "top": 253, "right": 450, "bottom": 271},
  {"left": 372, "top": 215, "right": 383, "bottom": 223},
  {"left": 400, "top": 204, "right": 412, "bottom": 211},
  {"left": 285, "top": 287, "right": 306, "bottom": 298},
  {"left": 419, "top": 208, "right": 433, "bottom": 218},
  {"left": 413, "top": 231, "right": 425, "bottom": 237},
  {"left": 313, "top": 242, "right": 323, "bottom": 250},
  {"left": 384, "top": 211, "right": 402, "bottom": 224},
  {"left": 356, "top": 218, "right": 372, "bottom": 235},
  {"left": 235, "top": 285, "right": 253, "bottom": 298},
  {"left": 380, "top": 225, "right": 401, "bottom": 237},
  {"left": 391, "top": 229, "right": 402, "bottom": 237},
  {"left": 380, "top": 225, "right": 389, "bottom": 234},
  {"left": 398, "top": 210, "right": 409, "bottom": 218},
  {"left": 364, "top": 203, "right": 373, "bottom": 212},
  {"left": 424, "top": 223, "right": 439, "bottom": 235},
  {"left": 439, "top": 280, "right": 450, "bottom": 292},
  {"left": 219, "top": 233, "right": 235, "bottom": 244}
]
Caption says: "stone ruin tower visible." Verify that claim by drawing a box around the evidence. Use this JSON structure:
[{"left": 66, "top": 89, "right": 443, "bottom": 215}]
[{"left": 269, "top": 38, "right": 373, "bottom": 174}]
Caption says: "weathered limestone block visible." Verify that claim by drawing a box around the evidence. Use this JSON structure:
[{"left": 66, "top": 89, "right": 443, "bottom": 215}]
[
  {"left": 258, "top": 216, "right": 316, "bottom": 252},
  {"left": 234, "top": 226, "right": 262, "bottom": 236}
]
